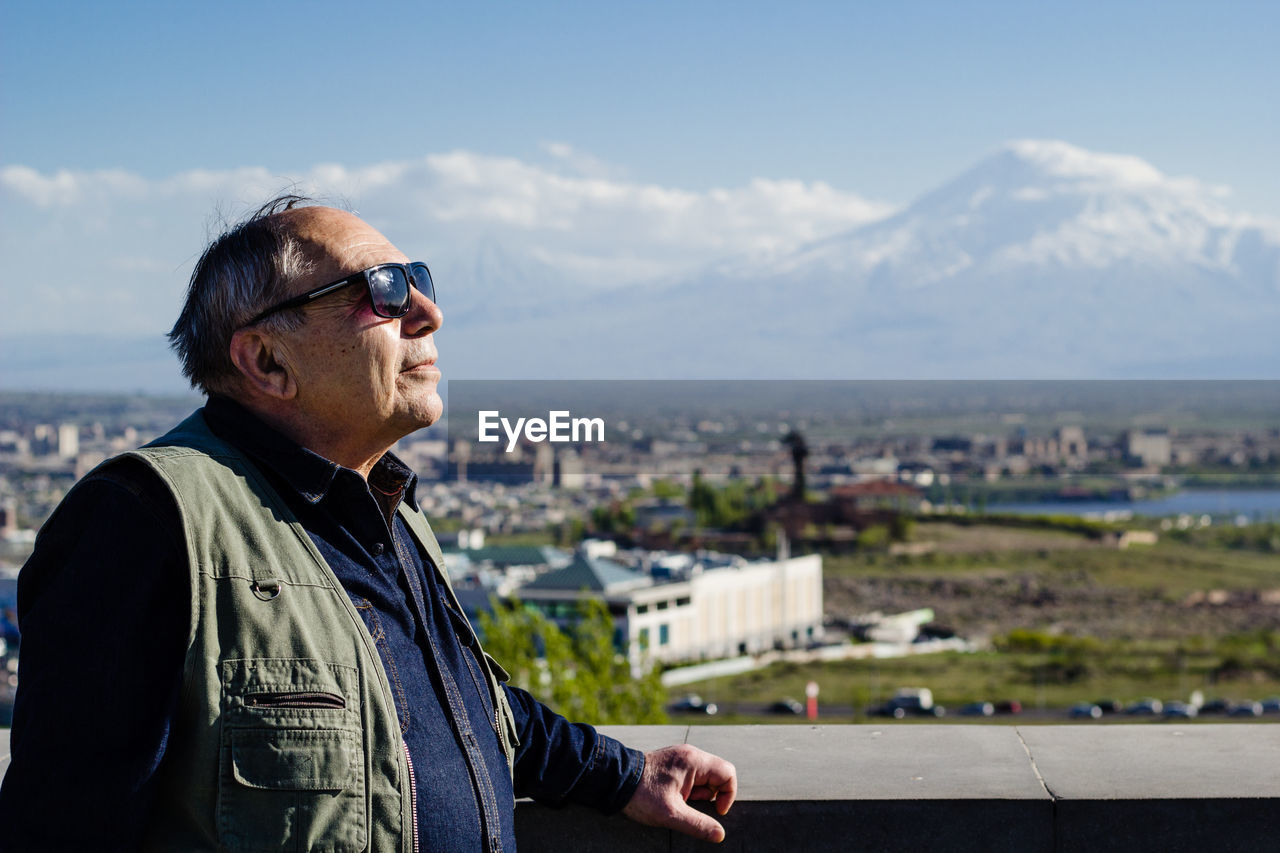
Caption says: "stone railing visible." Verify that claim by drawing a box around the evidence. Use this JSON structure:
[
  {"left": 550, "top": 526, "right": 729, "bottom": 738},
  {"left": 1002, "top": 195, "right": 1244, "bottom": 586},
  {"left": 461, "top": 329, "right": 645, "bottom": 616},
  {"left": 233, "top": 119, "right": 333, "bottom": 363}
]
[
  {"left": 3, "top": 724, "right": 1278, "bottom": 850},
  {"left": 517, "top": 724, "right": 1280, "bottom": 851}
]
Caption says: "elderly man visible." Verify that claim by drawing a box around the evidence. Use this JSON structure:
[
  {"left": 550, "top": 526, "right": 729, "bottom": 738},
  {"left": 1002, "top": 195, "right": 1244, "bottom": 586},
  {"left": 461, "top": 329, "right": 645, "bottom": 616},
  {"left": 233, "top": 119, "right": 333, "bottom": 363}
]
[{"left": 0, "top": 197, "right": 736, "bottom": 850}]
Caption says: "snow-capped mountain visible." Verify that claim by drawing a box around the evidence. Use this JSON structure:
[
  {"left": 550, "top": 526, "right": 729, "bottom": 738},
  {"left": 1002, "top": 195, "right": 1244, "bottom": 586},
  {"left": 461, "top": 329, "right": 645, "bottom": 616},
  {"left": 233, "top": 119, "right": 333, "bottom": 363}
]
[
  {"left": 739, "top": 139, "right": 1278, "bottom": 287},
  {"left": 452, "top": 140, "right": 1280, "bottom": 379},
  {"left": 7, "top": 141, "right": 1278, "bottom": 391}
]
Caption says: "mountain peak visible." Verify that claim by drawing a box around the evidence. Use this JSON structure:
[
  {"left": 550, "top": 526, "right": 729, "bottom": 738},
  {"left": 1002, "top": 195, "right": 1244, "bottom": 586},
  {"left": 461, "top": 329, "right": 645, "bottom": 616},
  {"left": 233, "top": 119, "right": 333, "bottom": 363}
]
[
  {"left": 1000, "top": 139, "right": 1166, "bottom": 186},
  {"left": 900, "top": 138, "right": 1231, "bottom": 229},
  {"left": 740, "top": 138, "right": 1279, "bottom": 292}
]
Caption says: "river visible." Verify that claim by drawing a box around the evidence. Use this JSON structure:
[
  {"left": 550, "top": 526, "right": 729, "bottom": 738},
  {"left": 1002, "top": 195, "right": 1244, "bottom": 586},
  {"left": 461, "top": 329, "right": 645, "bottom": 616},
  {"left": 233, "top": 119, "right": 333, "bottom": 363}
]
[{"left": 988, "top": 489, "right": 1280, "bottom": 520}]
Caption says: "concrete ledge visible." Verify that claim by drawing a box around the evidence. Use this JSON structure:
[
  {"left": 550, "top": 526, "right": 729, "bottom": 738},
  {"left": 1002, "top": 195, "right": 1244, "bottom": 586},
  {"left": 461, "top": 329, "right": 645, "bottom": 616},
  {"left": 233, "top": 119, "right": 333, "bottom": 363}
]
[
  {"left": 516, "top": 725, "right": 1280, "bottom": 852},
  {"left": 4, "top": 725, "right": 1278, "bottom": 851},
  {"left": 1015, "top": 725, "right": 1280, "bottom": 799}
]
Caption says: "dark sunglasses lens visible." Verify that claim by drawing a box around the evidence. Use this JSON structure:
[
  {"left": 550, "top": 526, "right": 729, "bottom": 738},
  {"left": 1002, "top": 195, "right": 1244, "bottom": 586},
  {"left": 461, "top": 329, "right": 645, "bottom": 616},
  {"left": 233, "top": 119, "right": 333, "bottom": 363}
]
[
  {"left": 367, "top": 267, "right": 412, "bottom": 317},
  {"left": 410, "top": 263, "right": 435, "bottom": 305}
]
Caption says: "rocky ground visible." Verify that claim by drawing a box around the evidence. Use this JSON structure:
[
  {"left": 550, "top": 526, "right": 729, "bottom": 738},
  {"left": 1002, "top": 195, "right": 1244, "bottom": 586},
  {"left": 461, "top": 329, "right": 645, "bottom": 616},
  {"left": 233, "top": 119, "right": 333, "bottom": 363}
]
[
  {"left": 823, "top": 523, "right": 1280, "bottom": 641},
  {"left": 825, "top": 570, "right": 1280, "bottom": 641}
]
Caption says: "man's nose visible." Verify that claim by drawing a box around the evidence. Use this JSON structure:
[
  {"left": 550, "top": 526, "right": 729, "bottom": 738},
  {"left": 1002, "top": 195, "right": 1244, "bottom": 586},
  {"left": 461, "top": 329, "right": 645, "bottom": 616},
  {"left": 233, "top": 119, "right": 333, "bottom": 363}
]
[{"left": 403, "top": 283, "right": 443, "bottom": 336}]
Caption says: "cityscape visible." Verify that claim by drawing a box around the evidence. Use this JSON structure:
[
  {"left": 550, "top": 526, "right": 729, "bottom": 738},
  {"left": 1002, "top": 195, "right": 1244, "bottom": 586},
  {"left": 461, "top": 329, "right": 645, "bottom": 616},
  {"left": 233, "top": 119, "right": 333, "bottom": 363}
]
[{"left": 4, "top": 382, "right": 1279, "bottom": 726}]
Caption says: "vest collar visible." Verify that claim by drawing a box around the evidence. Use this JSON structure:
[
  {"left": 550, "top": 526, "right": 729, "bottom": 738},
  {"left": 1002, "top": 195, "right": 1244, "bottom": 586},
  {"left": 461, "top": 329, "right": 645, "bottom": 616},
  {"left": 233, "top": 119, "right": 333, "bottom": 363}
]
[{"left": 203, "top": 395, "right": 420, "bottom": 510}]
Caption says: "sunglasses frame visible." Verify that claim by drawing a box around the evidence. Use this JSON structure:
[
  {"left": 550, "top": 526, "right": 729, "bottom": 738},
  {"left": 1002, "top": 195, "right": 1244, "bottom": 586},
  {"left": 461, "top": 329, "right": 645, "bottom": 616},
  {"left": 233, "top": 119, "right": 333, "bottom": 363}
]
[{"left": 244, "top": 261, "right": 434, "bottom": 326}]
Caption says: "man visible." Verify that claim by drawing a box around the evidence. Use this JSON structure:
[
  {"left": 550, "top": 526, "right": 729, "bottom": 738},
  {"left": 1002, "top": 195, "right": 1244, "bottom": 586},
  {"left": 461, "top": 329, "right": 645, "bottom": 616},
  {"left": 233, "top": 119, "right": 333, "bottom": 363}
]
[{"left": 0, "top": 197, "right": 736, "bottom": 850}]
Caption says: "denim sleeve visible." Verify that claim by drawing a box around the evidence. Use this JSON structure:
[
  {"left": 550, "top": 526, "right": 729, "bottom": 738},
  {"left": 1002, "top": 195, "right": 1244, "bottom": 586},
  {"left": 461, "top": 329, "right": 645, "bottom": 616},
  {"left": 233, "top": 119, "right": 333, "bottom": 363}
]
[
  {"left": 504, "top": 684, "right": 646, "bottom": 814},
  {"left": 0, "top": 461, "right": 188, "bottom": 850}
]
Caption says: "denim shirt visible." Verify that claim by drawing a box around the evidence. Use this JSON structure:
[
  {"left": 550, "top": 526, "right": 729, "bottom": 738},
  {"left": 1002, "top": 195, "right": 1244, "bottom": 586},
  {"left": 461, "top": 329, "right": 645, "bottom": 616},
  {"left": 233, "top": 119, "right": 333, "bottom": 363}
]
[{"left": 0, "top": 397, "right": 643, "bottom": 851}]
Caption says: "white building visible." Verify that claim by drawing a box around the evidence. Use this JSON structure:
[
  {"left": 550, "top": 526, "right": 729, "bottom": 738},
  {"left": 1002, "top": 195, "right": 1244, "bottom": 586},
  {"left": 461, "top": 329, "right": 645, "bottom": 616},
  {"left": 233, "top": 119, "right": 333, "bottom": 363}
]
[
  {"left": 58, "top": 423, "right": 79, "bottom": 460},
  {"left": 1126, "top": 431, "right": 1172, "bottom": 467},
  {"left": 517, "top": 549, "right": 823, "bottom": 668}
]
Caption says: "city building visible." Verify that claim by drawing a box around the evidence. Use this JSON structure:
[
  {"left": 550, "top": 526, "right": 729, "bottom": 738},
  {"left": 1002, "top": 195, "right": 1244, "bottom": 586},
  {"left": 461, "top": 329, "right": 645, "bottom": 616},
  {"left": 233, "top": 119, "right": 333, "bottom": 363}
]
[
  {"left": 515, "top": 548, "right": 823, "bottom": 669},
  {"left": 57, "top": 424, "right": 79, "bottom": 460},
  {"left": 1126, "top": 430, "right": 1173, "bottom": 467}
]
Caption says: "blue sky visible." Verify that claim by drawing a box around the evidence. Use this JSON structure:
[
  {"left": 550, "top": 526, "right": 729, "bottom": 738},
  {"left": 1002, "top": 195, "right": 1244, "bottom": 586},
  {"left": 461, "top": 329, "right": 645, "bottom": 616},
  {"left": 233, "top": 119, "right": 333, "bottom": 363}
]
[
  {"left": 2, "top": 0, "right": 1279, "bottom": 390},
  {"left": 3, "top": 0, "right": 1276, "bottom": 213}
]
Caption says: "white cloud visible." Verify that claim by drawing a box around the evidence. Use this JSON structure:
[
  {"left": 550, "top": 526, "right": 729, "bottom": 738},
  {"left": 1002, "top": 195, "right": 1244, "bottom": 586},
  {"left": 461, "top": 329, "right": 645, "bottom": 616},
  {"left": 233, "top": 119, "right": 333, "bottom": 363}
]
[
  {"left": 539, "top": 141, "right": 621, "bottom": 180},
  {"left": 0, "top": 148, "right": 894, "bottom": 335}
]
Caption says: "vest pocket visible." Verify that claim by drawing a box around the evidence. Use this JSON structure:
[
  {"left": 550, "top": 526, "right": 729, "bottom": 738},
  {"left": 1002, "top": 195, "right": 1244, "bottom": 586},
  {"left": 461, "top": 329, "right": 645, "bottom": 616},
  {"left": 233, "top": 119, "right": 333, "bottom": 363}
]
[
  {"left": 229, "top": 729, "right": 358, "bottom": 790},
  {"left": 220, "top": 659, "right": 367, "bottom": 853}
]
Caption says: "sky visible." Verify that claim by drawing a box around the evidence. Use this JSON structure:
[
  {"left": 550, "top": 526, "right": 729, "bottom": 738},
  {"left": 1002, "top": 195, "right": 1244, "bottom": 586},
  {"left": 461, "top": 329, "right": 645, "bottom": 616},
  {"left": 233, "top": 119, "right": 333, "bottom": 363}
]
[
  {"left": 1, "top": 0, "right": 1277, "bottom": 384},
  {"left": 3, "top": 0, "right": 1276, "bottom": 209}
]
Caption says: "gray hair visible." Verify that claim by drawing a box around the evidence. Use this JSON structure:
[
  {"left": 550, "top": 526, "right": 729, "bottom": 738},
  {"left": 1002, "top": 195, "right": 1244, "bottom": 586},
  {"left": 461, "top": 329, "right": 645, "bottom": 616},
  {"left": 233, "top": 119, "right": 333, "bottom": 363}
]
[{"left": 168, "top": 194, "right": 317, "bottom": 395}]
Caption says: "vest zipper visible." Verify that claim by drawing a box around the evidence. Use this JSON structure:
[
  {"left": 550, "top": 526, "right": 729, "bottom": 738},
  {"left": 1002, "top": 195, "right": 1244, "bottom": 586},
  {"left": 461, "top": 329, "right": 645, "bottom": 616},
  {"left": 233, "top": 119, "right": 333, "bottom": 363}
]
[
  {"left": 243, "top": 690, "right": 346, "bottom": 709},
  {"left": 403, "top": 739, "right": 419, "bottom": 853}
]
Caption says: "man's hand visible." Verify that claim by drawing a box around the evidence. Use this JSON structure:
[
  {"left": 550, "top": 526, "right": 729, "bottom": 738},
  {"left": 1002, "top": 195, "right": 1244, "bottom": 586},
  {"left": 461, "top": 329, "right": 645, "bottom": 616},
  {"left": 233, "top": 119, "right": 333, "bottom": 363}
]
[{"left": 621, "top": 744, "right": 738, "bottom": 843}]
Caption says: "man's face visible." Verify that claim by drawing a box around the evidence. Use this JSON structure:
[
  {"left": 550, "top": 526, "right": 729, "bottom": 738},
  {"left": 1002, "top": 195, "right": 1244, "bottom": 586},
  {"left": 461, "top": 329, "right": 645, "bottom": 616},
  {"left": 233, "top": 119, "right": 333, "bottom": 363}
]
[{"left": 268, "top": 208, "right": 444, "bottom": 452}]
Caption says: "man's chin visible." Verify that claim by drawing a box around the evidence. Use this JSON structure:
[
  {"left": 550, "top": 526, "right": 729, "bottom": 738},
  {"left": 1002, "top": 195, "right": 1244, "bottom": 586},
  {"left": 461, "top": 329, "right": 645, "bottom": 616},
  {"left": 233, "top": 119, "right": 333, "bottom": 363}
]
[
  {"left": 425, "top": 398, "right": 444, "bottom": 428},
  {"left": 396, "top": 372, "right": 444, "bottom": 427},
  {"left": 411, "top": 392, "right": 444, "bottom": 430}
]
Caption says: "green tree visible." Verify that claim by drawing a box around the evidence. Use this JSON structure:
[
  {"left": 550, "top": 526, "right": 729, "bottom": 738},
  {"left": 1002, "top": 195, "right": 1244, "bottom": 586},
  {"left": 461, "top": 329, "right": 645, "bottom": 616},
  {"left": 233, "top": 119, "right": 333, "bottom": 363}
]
[
  {"left": 856, "top": 524, "right": 890, "bottom": 550},
  {"left": 479, "top": 596, "right": 668, "bottom": 725},
  {"left": 689, "top": 470, "right": 717, "bottom": 528},
  {"left": 651, "top": 479, "right": 684, "bottom": 500},
  {"left": 888, "top": 513, "right": 915, "bottom": 542},
  {"left": 590, "top": 501, "right": 636, "bottom": 537},
  {"left": 688, "top": 472, "right": 752, "bottom": 530}
]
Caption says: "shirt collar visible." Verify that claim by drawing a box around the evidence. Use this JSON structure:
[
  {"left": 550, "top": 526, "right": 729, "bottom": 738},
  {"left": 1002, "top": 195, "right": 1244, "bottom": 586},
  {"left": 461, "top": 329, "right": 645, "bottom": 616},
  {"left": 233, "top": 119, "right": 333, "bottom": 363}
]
[{"left": 202, "top": 395, "right": 420, "bottom": 510}]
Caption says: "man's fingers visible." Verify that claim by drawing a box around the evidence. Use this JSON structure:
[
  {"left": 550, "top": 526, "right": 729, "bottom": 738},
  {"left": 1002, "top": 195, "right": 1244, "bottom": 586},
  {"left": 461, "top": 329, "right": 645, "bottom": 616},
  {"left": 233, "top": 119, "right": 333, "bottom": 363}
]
[
  {"left": 668, "top": 800, "right": 726, "bottom": 844},
  {"left": 701, "top": 757, "right": 737, "bottom": 814},
  {"left": 688, "top": 784, "right": 716, "bottom": 801}
]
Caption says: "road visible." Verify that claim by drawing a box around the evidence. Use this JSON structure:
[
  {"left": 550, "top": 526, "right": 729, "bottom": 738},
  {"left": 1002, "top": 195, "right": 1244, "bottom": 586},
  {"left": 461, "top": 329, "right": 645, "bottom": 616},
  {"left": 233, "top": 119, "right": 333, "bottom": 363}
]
[{"left": 673, "top": 701, "right": 1280, "bottom": 724}]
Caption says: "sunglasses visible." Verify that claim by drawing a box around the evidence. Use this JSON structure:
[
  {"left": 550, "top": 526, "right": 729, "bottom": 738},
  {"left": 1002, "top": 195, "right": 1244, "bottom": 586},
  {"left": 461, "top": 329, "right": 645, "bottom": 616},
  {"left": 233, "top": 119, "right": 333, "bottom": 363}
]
[{"left": 245, "top": 261, "right": 435, "bottom": 326}]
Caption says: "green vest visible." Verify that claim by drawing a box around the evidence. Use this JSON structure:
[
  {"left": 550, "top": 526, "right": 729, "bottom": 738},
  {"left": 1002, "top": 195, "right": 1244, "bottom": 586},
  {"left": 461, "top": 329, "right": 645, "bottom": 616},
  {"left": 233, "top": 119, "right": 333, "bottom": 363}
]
[{"left": 101, "top": 411, "right": 519, "bottom": 853}]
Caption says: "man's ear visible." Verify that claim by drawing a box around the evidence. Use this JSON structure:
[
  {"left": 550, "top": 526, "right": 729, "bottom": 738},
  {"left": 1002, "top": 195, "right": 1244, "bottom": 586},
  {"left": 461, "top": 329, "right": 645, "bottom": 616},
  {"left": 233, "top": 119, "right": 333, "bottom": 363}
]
[{"left": 229, "top": 328, "right": 298, "bottom": 401}]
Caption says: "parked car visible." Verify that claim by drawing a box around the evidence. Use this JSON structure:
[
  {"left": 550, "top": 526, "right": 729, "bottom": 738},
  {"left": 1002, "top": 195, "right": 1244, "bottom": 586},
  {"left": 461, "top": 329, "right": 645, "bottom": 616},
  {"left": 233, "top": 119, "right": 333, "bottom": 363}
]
[
  {"left": 870, "top": 689, "right": 946, "bottom": 719},
  {"left": 1069, "top": 703, "right": 1103, "bottom": 719},
  {"left": 1125, "top": 698, "right": 1163, "bottom": 715},
  {"left": 1163, "top": 702, "right": 1198, "bottom": 719},
  {"left": 869, "top": 700, "right": 946, "bottom": 719},
  {"left": 669, "top": 694, "right": 718, "bottom": 715},
  {"left": 1228, "top": 701, "right": 1263, "bottom": 718},
  {"left": 959, "top": 701, "right": 994, "bottom": 717},
  {"left": 1199, "top": 699, "right": 1232, "bottom": 715},
  {"left": 768, "top": 698, "right": 805, "bottom": 716},
  {"left": 993, "top": 700, "right": 1023, "bottom": 715},
  {"left": 1093, "top": 699, "right": 1124, "bottom": 714},
  {"left": 1260, "top": 697, "right": 1280, "bottom": 714}
]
